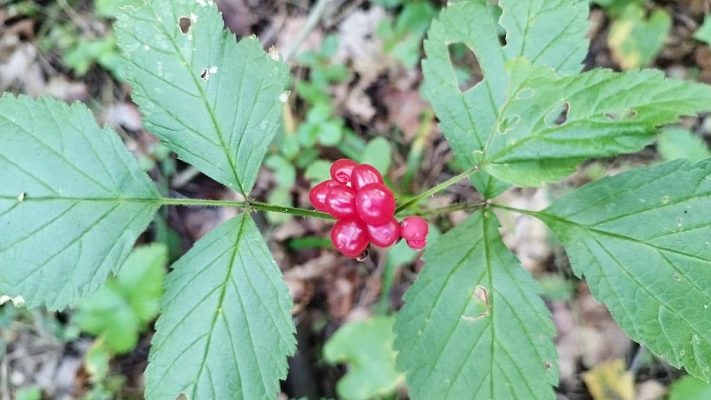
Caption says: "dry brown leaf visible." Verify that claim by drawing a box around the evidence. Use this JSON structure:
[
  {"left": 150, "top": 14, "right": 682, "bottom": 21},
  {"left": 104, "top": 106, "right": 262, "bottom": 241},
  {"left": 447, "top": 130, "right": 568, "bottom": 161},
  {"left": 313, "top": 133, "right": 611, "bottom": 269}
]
[
  {"left": 327, "top": 277, "right": 353, "bottom": 319},
  {"left": 380, "top": 86, "right": 431, "bottom": 141},
  {"left": 334, "top": 7, "right": 395, "bottom": 86},
  {"left": 582, "top": 359, "right": 634, "bottom": 400},
  {"left": 101, "top": 102, "right": 144, "bottom": 131},
  {"left": 216, "top": 0, "right": 256, "bottom": 37}
]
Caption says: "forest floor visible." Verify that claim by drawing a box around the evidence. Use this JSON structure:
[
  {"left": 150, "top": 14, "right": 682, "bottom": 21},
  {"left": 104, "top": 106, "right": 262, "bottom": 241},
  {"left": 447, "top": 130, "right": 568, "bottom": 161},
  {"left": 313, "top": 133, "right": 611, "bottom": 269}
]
[{"left": 1, "top": 0, "right": 711, "bottom": 399}]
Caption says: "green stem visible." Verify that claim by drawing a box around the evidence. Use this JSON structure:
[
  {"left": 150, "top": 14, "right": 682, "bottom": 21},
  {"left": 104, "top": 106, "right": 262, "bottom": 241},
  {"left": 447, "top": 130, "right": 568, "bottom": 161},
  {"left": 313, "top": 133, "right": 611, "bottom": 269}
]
[
  {"left": 157, "top": 164, "right": 481, "bottom": 220},
  {"left": 249, "top": 200, "right": 334, "bottom": 219},
  {"left": 489, "top": 203, "right": 542, "bottom": 218},
  {"left": 414, "top": 200, "right": 488, "bottom": 218},
  {"left": 156, "top": 197, "right": 333, "bottom": 219},
  {"left": 395, "top": 165, "right": 480, "bottom": 214}
]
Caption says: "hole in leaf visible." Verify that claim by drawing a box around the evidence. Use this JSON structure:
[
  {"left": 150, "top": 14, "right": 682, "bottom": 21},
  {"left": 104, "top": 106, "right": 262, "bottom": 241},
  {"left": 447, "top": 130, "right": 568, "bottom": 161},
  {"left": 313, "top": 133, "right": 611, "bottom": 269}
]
[
  {"left": 544, "top": 102, "right": 570, "bottom": 127},
  {"left": 448, "top": 42, "right": 482, "bottom": 93},
  {"left": 178, "top": 17, "right": 191, "bottom": 34},
  {"left": 462, "top": 285, "right": 491, "bottom": 321},
  {"left": 516, "top": 87, "right": 535, "bottom": 100},
  {"left": 497, "top": 114, "right": 520, "bottom": 134},
  {"left": 604, "top": 109, "right": 637, "bottom": 121},
  {"left": 200, "top": 68, "right": 208, "bottom": 80}
]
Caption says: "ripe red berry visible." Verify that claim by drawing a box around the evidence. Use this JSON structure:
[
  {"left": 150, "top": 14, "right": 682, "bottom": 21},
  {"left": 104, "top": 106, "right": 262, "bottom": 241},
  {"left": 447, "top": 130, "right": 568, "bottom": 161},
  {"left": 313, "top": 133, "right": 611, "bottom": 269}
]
[
  {"left": 366, "top": 218, "right": 401, "bottom": 248},
  {"left": 309, "top": 180, "right": 341, "bottom": 212},
  {"left": 351, "top": 164, "right": 384, "bottom": 191},
  {"left": 355, "top": 183, "right": 396, "bottom": 225},
  {"left": 401, "top": 216, "right": 428, "bottom": 250},
  {"left": 330, "top": 159, "right": 358, "bottom": 184},
  {"left": 405, "top": 239, "right": 426, "bottom": 250},
  {"left": 325, "top": 184, "right": 357, "bottom": 219},
  {"left": 331, "top": 219, "right": 369, "bottom": 257}
]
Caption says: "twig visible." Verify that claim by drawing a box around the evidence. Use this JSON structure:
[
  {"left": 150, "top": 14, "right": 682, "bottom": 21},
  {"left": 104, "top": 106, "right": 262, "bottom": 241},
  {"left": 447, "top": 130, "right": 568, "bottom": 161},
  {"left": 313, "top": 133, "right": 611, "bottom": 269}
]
[{"left": 282, "top": 0, "right": 333, "bottom": 62}]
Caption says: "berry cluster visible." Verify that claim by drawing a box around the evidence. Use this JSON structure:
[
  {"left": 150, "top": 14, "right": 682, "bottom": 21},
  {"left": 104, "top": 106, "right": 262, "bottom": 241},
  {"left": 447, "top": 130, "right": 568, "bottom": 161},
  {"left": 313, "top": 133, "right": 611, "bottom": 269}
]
[{"left": 309, "top": 159, "right": 429, "bottom": 257}]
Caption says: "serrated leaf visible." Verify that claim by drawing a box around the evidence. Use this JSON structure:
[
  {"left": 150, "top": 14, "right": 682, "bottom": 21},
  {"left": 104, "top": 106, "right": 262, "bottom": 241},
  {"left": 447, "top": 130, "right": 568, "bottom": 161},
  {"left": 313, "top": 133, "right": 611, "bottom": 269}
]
[
  {"left": 115, "top": 0, "right": 288, "bottom": 196},
  {"left": 0, "top": 94, "right": 159, "bottom": 310},
  {"left": 481, "top": 58, "right": 711, "bottom": 186},
  {"left": 536, "top": 159, "right": 711, "bottom": 380},
  {"left": 393, "top": 210, "right": 557, "bottom": 399},
  {"left": 608, "top": 5, "right": 671, "bottom": 70},
  {"left": 422, "top": 0, "right": 588, "bottom": 197},
  {"left": 324, "top": 316, "right": 402, "bottom": 400},
  {"left": 146, "top": 213, "right": 295, "bottom": 400},
  {"left": 500, "top": 0, "right": 589, "bottom": 76}
]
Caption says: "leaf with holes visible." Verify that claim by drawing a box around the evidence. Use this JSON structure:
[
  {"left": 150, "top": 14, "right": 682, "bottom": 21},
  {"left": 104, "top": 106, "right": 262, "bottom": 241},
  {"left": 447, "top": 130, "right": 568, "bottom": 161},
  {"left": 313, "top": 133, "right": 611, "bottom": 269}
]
[
  {"left": 422, "top": 0, "right": 588, "bottom": 197},
  {"left": 393, "top": 210, "right": 557, "bottom": 399},
  {"left": 115, "top": 0, "right": 288, "bottom": 196},
  {"left": 0, "top": 94, "right": 160, "bottom": 310},
  {"left": 480, "top": 58, "right": 711, "bottom": 186},
  {"left": 536, "top": 159, "right": 711, "bottom": 381},
  {"left": 145, "top": 213, "right": 295, "bottom": 400}
]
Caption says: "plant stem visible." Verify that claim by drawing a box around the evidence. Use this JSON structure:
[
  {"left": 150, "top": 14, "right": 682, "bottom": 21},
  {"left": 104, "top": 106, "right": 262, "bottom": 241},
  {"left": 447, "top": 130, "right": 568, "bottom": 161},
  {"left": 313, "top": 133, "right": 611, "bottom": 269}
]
[
  {"left": 282, "top": 0, "right": 333, "bottom": 62},
  {"left": 395, "top": 165, "right": 480, "bottom": 214},
  {"left": 413, "top": 200, "right": 489, "bottom": 218},
  {"left": 157, "top": 197, "right": 333, "bottom": 219},
  {"left": 488, "top": 203, "right": 542, "bottom": 217},
  {"left": 248, "top": 200, "right": 334, "bottom": 219},
  {"left": 159, "top": 164, "right": 481, "bottom": 220}
]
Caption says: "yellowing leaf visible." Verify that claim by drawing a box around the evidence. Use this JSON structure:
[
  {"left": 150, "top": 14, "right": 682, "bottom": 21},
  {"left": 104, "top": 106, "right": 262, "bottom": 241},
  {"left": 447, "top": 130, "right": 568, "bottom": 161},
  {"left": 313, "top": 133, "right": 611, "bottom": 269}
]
[
  {"left": 608, "top": 5, "right": 671, "bottom": 69},
  {"left": 582, "top": 359, "right": 634, "bottom": 400}
]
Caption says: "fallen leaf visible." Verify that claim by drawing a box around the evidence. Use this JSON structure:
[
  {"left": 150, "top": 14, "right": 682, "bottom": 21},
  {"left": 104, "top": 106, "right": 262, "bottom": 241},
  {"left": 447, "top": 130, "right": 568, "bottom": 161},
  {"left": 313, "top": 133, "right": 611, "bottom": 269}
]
[{"left": 583, "top": 359, "right": 634, "bottom": 400}]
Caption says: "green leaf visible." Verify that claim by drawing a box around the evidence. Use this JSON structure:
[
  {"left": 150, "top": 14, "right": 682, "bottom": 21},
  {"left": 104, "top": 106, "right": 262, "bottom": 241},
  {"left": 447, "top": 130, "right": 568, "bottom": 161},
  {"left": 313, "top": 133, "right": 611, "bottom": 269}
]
[
  {"left": 608, "top": 5, "right": 671, "bottom": 69},
  {"left": 361, "top": 137, "right": 392, "bottom": 174},
  {"left": 670, "top": 375, "right": 711, "bottom": 400},
  {"left": 115, "top": 0, "right": 288, "bottom": 196},
  {"left": 536, "top": 159, "right": 711, "bottom": 381},
  {"left": 422, "top": 0, "right": 588, "bottom": 197},
  {"left": 324, "top": 316, "right": 402, "bottom": 400},
  {"left": 500, "top": 0, "right": 589, "bottom": 77},
  {"left": 146, "top": 214, "right": 295, "bottom": 399},
  {"left": 481, "top": 58, "right": 711, "bottom": 186},
  {"left": 264, "top": 154, "right": 296, "bottom": 187},
  {"left": 304, "top": 159, "right": 332, "bottom": 183},
  {"left": 15, "top": 387, "right": 41, "bottom": 400},
  {"left": 393, "top": 210, "right": 557, "bottom": 399},
  {"left": 591, "top": 0, "right": 645, "bottom": 16},
  {"left": 657, "top": 127, "right": 711, "bottom": 162},
  {"left": 75, "top": 244, "right": 167, "bottom": 354},
  {"left": 0, "top": 94, "right": 160, "bottom": 310},
  {"left": 694, "top": 14, "right": 711, "bottom": 45}
]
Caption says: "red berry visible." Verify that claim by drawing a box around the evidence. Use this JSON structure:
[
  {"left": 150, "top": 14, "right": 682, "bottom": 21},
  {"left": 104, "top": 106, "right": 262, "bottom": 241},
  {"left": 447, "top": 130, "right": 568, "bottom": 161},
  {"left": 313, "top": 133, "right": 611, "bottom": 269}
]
[
  {"left": 406, "top": 239, "right": 426, "bottom": 250},
  {"left": 351, "top": 164, "right": 384, "bottom": 191},
  {"left": 401, "top": 216, "right": 428, "bottom": 249},
  {"left": 309, "top": 180, "right": 340, "bottom": 212},
  {"left": 355, "top": 183, "right": 396, "bottom": 225},
  {"left": 331, "top": 219, "right": 369, "bottom": 257},
  {"left": 325, "top": 184, "right": 357, "bottom": 219},
  {"left": 330, "top": 159, "right": 358, "bottom": 184},
  {"left": 366, "top": 218, "right": 401, "bottom": 248}
]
